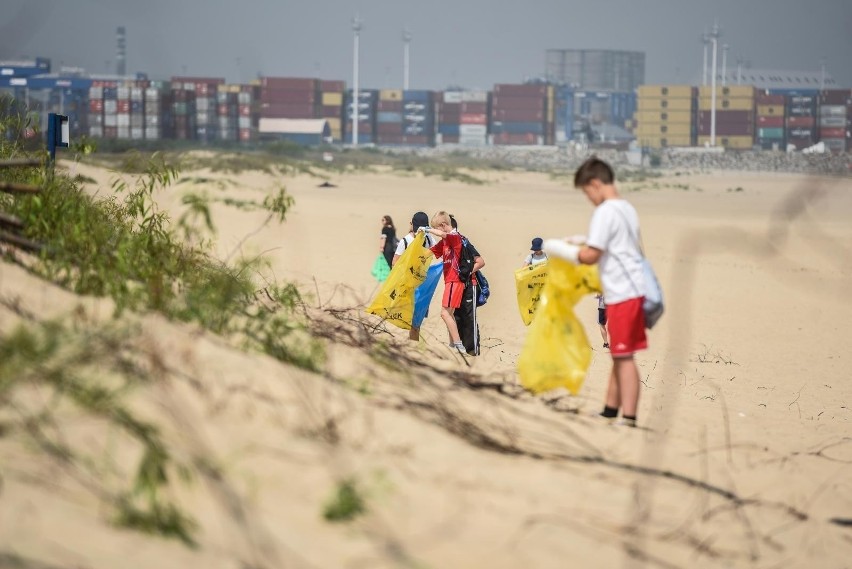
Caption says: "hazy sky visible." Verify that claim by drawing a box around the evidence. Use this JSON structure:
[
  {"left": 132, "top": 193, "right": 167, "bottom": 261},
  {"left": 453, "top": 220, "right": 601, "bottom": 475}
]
[{"left": 3, "top": 0, "right": 851, "bottom": 89}]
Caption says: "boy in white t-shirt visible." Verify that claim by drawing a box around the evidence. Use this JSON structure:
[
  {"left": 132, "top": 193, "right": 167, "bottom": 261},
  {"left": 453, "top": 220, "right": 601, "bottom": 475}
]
[
  {"left": 392, "top": 211, "right": 441, "bottom": 341},
  {"left": 543, "top": 157, "right": 647, "bottom": 427}
]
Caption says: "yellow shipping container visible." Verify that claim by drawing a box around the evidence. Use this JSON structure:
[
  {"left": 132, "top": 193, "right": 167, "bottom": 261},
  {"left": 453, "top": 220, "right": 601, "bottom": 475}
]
[
  {"left": 698, "top": 97, "right": 754, "bottom": 111},
  {"left": 635, "top": 122, "right": 693, "bottom": 137},
  {"left": 637, "top": 85, "right": 695, "bottom": 98},
  {"left": 379, "top": 89, "right": 403, "bottom": 101},
  {"left": 756, "top": 105, "right": 784, "bottom": 116},
  {"left": 637, "top": 97, "right": 694, "bottom": 111},
  {"left": 634, "top": 110, "right": 692, "bottom": 123},
  {"left": 698, "top": 85, "right": 755, "bottom": 98},
  {"left": 326, "top": 118, "right": 341, "bottom": 130},
  {"left": 322, "top": 92, "right": 343, "bottom": 106},
  {"left": 635, "top": 136, "right": 693, "bottom": 148},
  {"left": 330, "top": 128, "right": 342, "bottom": 140},
  {"left": 697, "top": 135, "right": 754, "bottom": 149}
]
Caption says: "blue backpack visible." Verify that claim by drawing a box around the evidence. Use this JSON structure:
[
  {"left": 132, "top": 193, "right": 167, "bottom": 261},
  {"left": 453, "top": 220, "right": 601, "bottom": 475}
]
[{"left": 475, "top": 271, "right": 490, "bottom": 307}]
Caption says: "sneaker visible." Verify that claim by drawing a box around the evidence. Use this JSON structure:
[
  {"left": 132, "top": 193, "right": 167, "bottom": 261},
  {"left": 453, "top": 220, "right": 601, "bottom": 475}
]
[
  {"left": 614, "top": 417, "right": 637, "bottom": 428},
  {"left": 453, "top": 342, "right": 466, "bottom": 351},
  {"left": 603, "top": 342, "right": 610, "bottom": 349}
]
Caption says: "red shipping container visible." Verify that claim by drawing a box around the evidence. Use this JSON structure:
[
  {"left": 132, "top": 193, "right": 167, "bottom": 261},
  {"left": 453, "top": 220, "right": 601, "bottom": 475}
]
[
  {"left": 441, "top": 135, "right": 460, "bottom": 143},
  {"left": 402, "top": 135, "right": 431, "bottom": 145},
  {"left": 491, "top": 96, "right": 545, "bottom": 111},
  {"left": 377, "top": 100, "right": 403, "bottom": 112},
  {"left": 755, "top": 93, "right": 785, "bottom": 105},
  {"left": 260, "top": 89, "right": 317, "bottom": 103},
  {"left": 89, "top": 99, "right": 103, "bottom": 112},
  {"left": 218, "top": 104, "right": 229, "bottom": 115},
  {"left": 239, "top": 128, "right": 252, "bottom": 141},
  {"left": 757, "top": 116, "right": 784, "bottom": 127},
  {"left": 460, "top": 113, "right": 488, "bottom": 125},
  {"left": 820, "top": 127, "right": 846, "bottom": 138},
  {"left": 377, "top": 134, "right": 404, "bottom": 144},
  {"left": 493, "top": 84, "right": 547, "bottom": 97},
  {"left": 697, "top": 123, "right": 754, "bottom": 136},
  {"left": 492, "top": 108, "right": 545, "bottom": 122},
  {"left": 786, "top": 136, "right": 815, "bottom": 149},
  {"left": 493, "top": 133, "right": 538, "bottom": 145},
  {"left": 787, "top": 116, "right": 815, "bottom": 127},
  {"left": 103, "top": 126, "right": 118, "bottom": 139},
  {"left": 819, "top": 89, "right": 852, "bottom": 105},
  {"left": 260, "top": 103, "right": 317, "bottom": 118},
  {"left": 377, "top": 123, "right": 404, "bottom": 135},
  {"left": 349, "top": 123, "right": 373, "bottom": 134},
  {"left": 171, "top": 76, "right": 224, "bottom": 85},
  {"left": 438, "top": 112, "right": 461, "bottom": 124},
  {"left": 460, "top": 102, "right": 487, "bottom": 114},
  {"left": 117, "top": 100, "right": 130, "bottom": 113},
  {"left": 320, "top": 80, "right": 345, "bottom": 92},
  {"left": 697, "top": 110, "right": 753, "bottom": 124},
  {"left": 238, "top": 104, "right": 252, "bottom": 117},
  {"left": 319, "top": 105, "right": 342, "bottom": 118},
  {"left": 441, "top": 102, "right": 461, "bottom": 112},
  {"left": 260, "top": 77, "right": 318, "bottom": 91}
]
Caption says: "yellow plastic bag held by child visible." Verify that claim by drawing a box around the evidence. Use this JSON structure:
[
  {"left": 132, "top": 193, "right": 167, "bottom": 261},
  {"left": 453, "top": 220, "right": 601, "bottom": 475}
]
[
  {"left": 518, "top": 258, "right": 601, "bottom": 395},
  {"left": 365, "top": 231, "right": 434, "bottom": 330},
  {"left": 515, "top": 262, "right": 549, "bottom": 326}
]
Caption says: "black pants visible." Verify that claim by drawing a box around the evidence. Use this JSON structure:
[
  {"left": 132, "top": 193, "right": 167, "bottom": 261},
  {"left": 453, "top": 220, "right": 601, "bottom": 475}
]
[{"left": 454, "top": 283, "right": 479, "bottom": 356}]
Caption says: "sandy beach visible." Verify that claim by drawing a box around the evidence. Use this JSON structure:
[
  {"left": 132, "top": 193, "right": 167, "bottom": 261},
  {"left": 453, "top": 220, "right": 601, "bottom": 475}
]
[{"left": 2, "top": 156, "right": 851, "bottom": 568}]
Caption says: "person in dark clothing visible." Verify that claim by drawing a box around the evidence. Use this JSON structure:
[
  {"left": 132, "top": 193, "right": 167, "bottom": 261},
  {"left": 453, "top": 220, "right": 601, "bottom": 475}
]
[
  {"left": 379, "top": 215, "right": 397, "bottom": 268},
  {"left": 449, "top": 215, "right": 485, "bottom": 356}
]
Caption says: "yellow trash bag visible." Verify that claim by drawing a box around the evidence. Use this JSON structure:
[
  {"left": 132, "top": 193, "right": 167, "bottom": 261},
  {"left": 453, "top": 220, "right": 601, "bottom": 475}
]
[
  {"left": 515, "top": 261, "right": 548, "bottom": 326},
  {"left": 365, "top": 230, "right": 434, "bottom": 330},
  {"left": 518, "top": 258, "right": 602, "bottom": 395}
]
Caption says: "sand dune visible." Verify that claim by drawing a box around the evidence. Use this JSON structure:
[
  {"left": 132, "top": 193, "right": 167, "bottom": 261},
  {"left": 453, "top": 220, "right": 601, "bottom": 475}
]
[{"left": 1, "top": 157, "right": 851, "bottom": 568}]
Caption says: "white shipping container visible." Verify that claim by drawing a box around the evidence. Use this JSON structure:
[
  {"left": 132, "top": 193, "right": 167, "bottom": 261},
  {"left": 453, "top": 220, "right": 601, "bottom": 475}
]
[
  {"left": 145, "top": 88, "right": 161, "bottom": 99},
  {"left": 238, "top": 92, "right": 252, "bottom": 104},
  {"left": 117, "top": 87, "right": 130, "bottom": 99},
  {"left": 131, "top": 127, "right": 144, "bottom": 139},
  {"left": 196, "top": 114, "right": 209, "bottom": 126},
  {"left": 460, "top": 91, "right": 489, "bottom": 103},
  {"left": 104, "top": 100, "right": 117, "bottom": 114},
  {"left": 217, "top": 92, "right": 229, "bottom": 103},
  {"left": 196, "top": 98, "right": 210, "bottom": 111},
  {"left": 144, "top": 127, "right": 161, "bottom": 140},
  {"left": 218, "top": 117, "right": 233, "bottom": 129},
  {"left": 130, "top": 115, "right": 144, "bottom": 128},
  {"left": 88, "top": 113, "right": 103, "bottom": 126},
  {"left": 459, "top": 124, "right": 488, "bottom": 136},
  {"left": 145, "top": 115, "right": 160, "bottom": 126},
  {"left": 130, "top": 88, "right": 143, "bottom": 100},
  {"left": 183, "top": 82, "right": 195, "bottom": 91},
  {"left": 819, "top": 116, "right": 846, "bottom": 128},
  {"left": 89, "top": 86, "right": 103, "bottom": 99},
  {"left": 820, "top": 105, "right": 847, "bottom": 118},
  {"left": 89, "top": 126, "right": 103, "bottom": 138},
  {"left": 117, "top": 114, "right": 130, "bottom": 127},
  {"left": 443, "top": 91, "right": 463, "bottom": 104},
  {"left": 238, "top": 116, "right": 252, "bottom": 129},
  {"left": 103, "top": 114, "right": 117, "bottom": 127},
  {"left": 117, "top": 126, "right": 130, "bottom": 139}
]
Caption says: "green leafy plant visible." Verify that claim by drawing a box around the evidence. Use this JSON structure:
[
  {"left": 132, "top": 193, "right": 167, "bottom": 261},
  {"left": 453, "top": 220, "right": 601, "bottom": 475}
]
[{"left": 323, "top": 478, "right": 366, "bottom": 522}]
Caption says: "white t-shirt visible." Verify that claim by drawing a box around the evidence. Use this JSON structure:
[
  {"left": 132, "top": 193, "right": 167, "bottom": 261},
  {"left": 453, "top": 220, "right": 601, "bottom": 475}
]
[
  {"left": 586, "top": 199, "right": 645, "bottom": 305},
  {"left": 524, "top": 252, "right": 548, "bottom": 266},
  {"left": 396, "top": 232, "right": 442, "bottom": 266}
]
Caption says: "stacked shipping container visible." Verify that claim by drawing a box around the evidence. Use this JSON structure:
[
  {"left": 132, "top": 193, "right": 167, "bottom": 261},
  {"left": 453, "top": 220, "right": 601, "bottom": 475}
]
[
  {"left": 755, "top": 91, "right": 786, "bottom": 150},
  {"left": 320, "top": 80, "right": 344, "bottom": 141},
  {"left": 144, "top": 81, "right": 172, "bottom": 140},
  {"left": 376, "top": 89, "right": 404, "bottom": 145},
  {"left": 817, "top": 89, "right": 850, "bottom": 153},
  {"left": 634, "top": 85, "right": 696, "bottom": 148},
  {"left": 783, "top": 91, "right": 818, "bottom": 150},
  {"left": 697, "top": 86, "right": 755, "bottom": 149},
  {"left": 344, "top": 89, "right": 377, "bottom": 144},
  {"left": 260, "top": 77, "right": 319, "bottom": 119},
  {"left": 490, "top": 84, "right": 549, "bottom": 145}
]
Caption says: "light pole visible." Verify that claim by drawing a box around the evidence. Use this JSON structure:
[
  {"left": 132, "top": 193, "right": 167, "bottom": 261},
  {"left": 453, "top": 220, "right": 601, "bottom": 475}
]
[
  {"left": 403, "top": 28, "right": 412, "bottom": 90},
  {"left": 709, "top": 22, "right": 721, "bottom": 147},
  {"left": 722, "top": 44, "right": 729, "bottom": 86},
  {"left": 701, "top": 29, "right": 709, "bottom": 86},
  {"left": 736, "top": 56, "right": 743, "bottom": 85},
  {"left": 352, "top": 15, "right": 363, "bottom": 146},
  {"left": 819, "top": 57, "right": 826, "bottom": 90}
]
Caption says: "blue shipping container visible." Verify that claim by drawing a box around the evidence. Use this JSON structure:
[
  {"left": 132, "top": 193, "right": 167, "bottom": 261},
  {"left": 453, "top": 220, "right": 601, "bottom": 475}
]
[
  {"left": 490, "top": 121, "right": 545, "bottom": 135},
  {"left": 402, "top": 90, "right": 433, "bottom": 102}
]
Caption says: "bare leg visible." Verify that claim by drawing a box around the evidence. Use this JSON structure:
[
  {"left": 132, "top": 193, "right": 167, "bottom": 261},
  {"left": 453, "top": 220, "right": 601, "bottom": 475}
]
[
  {"left": 440, "top": 306, "right": 461, "bottom": 344},
  {"left": 599, "top": 324, "right": 609, "bottom": 346},
  {"left": 604, "top": 367, "right": 620, "bottom": 410},
  {"left": 613, "top": 356, "right": 641, "bottom": 417}
]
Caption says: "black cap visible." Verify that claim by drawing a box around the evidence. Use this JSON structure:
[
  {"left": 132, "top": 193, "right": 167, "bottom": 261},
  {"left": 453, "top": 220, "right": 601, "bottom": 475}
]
[
  {"left": 411, "top": 211, "right": 429, "bottom": 228},
  {"left": 531, "top": 237, "right": 543, "bottom": 251}
]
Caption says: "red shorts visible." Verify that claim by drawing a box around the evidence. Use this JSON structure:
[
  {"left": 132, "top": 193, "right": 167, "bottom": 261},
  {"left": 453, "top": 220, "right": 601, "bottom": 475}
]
[
  {"left": 442, "top": 281, "right": 465, "bottom": 309},
  {"left": 605, "top": 297, "right": 647, "bottom": 357}
]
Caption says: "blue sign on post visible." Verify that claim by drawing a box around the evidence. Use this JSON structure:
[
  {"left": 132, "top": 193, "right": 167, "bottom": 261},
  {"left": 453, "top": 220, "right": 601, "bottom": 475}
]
[{"left": 47, "top": 112, "right": 69, "bottom": 163}]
